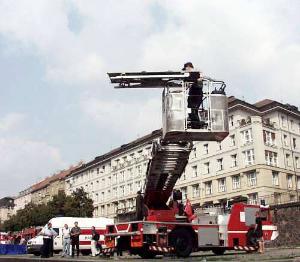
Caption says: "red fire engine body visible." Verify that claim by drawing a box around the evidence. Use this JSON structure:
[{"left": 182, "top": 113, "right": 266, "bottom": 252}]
[
  {"left": 103, "top": 203, "right": 277, "bottom": 258},
  {"left": 104, "top": 71, "right": 278, "bottom": 258}
]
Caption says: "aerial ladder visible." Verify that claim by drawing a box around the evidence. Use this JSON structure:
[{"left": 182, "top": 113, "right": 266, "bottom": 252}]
[
  {"left": 108, "top": 71, "right": 228, "bottom": 212},
  {"left": 104, "top": 70, "right": 277, "bottom": 258}
]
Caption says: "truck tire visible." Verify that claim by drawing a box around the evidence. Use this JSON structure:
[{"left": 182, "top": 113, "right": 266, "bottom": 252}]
[
  {"left": 171, "top": 228, "right": 193, "bottom": 258},
  {"left": 212, "top": 248, "right": 225, "bottom": 255}
]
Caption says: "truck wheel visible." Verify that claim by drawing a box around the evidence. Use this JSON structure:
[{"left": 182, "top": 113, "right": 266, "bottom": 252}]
[
  {"left": 172, "top": 228, "right": 193, "bottom": 258},
  {"left": 212, "top": 248, "right": 225, "bottom": 255}
]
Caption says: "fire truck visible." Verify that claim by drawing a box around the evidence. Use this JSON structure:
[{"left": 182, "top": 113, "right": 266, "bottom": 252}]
[{"left": 103, "top": 70, "right": 278, "bottom": 258}]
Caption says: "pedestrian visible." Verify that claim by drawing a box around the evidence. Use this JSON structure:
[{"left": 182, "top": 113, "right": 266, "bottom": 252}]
[
  {"left": 70, "top": 221, "right": 81, "bottom": 257},
  {"left": 39, "top": 222, "right": 58, "bottom": 258},
  {"left": 135, "top": 191, "right": 144, "bottom": 220},
  {"left": 91, "top": 226, "right": 100, "bottom": 256},
  {"left": 20, "top": 237, "right": 26, "bottom": 245},
  {"left": 116, "top": 236, "right": 123, "bottom": 256},
  {"left": 61, "top": 224, "right": 71, "bottom": 257},
  {"left": 254, "top": 211, "right": 267, "bottom": 253}
]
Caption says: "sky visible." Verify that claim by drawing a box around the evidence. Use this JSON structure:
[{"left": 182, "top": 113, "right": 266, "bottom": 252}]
[{"left": 0, "top": 0, "right": 299, "bottom": 197}]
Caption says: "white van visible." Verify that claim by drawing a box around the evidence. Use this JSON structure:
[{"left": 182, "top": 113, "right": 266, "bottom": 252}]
[{"left": 27, "top": 217, "right": 113, "bottom": 256}]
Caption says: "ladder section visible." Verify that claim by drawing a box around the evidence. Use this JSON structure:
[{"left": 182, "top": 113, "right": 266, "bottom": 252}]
[{"left": 144, "top": 140, "right": 193, "bottom": 209}]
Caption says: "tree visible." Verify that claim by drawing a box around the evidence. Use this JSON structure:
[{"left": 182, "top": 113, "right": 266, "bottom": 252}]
[
  {"left": 64, "top": 188, "right": 94, "bottom": 217},
  {"left": 2, "top": 188, "right": 94, "bottom": 231}
]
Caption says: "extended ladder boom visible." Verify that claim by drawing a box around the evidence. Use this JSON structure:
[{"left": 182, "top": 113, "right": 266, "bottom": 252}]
[
  {"left": 144, "top": 140, "right": 192, "bottom": 209},
  {"left": 108, "top": 71, "right": 228, "bottom": 211}
]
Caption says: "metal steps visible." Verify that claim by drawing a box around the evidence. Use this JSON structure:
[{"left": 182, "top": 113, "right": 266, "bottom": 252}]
[{"left": 144, "top": 140, "right": 193, "bottom": 209}]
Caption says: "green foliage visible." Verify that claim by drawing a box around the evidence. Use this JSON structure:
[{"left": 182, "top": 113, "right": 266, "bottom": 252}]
[{"left": 2, "top": 188, "right": 94, "bottom": 232}]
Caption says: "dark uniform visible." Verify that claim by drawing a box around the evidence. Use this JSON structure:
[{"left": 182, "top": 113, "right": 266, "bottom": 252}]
[
  {"left": 71, "top": 226, "right": 81, "bottom": 257},
  {"left": 183, "top": 63, "right": 204, "bottom": 128},
  {"left": 136, "top": 191, "right": 145, "bottom": 221}
]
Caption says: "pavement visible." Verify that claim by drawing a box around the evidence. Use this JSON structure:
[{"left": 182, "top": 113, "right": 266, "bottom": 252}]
[{"left": 1, "top": 248, "right": 300, "bottom": 261}]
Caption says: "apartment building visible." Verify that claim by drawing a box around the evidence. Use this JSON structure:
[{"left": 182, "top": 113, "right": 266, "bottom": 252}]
[
  {"left": 13, "top": 187, "right": 32, "bottom": 213},
  {"left": 31, "top": 165, "right": 81, "bottom": 205},
  {"left": 65, "top": 131, "right": 160, "bottom": 218},
  {"left": 66, "top": 97, "right": 300, "bottom": 218},
  {"left": 0, "top": 197, "right": 14, "bottom": 223},
  {"left": 177, "top": 97, "right": 300, "bottom": 207}
]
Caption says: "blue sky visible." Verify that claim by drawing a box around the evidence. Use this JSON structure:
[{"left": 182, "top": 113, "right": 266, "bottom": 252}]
[{"left": 0, "top": 0, "right": 299, "bottom": 197}]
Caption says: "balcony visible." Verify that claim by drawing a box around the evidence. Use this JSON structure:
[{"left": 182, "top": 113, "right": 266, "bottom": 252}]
[
  {"left": 239, "top": 117, "right": 252, "bottom": 128},
  {"left": 262, "top": 118, "right": 276, "bottom": 129}
]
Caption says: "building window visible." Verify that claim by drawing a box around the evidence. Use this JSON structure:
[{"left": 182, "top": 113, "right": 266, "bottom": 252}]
[
  {"left": 231, "top": 154, "right": 237, "bottom": 167},
  {"left": 192, "top": 147, "right": 197, "bottom": 159},
  {"left": 281, "top": 115, "right": 287, "bottom": 127},
  {"left": 204, "top": 162, "right": 210, "bottom": 174},
  {"left": 287, "top": 175, "right": 293, "bottom": 189},
  {"left": 218, "top": 178, "right": 226, "bottom": 192},
  {"left": 101, "top": 192, "right": 104, "bottom": 202},
  {"left": 120, "top": 171, "right": 125, "bottom": 182},
  {"left": 286, "top": 154, "right": 291, "bottom": 166},
  {"left": 243, "top": 149, "right": 255, "bottom": 166},
  {"left": 290, "top": 119, "right": 294, "bottom": 130},
  {"left": 112, "top": 174, "right": 117, "bottom": 184},
  {"left": 272, "top": 171, "right": 279, "bottom": 186},
  {"left": 248, "top": 193, "right": 258, "bottom": 205},
  {"left": 241, "top": 129, "right": 253, "bottom": 145},
  {"left": 204, "top": 144, "right": 208, "bottom": 154},
  {"left": 232, "top": 175, "right": 240, "bottom": 189},
  {"left": 120, "top": 186, "right": 125, "bottom": 196},
  {"left": 230, "top": 135, "right": 236, "bottom": 146},
  {"left": 217, "top": 141, "right": 222, "bottom": 150},
  {"left": 247, "top": 171, "right": 257, "bottom": 186},
  {"left": 113, "top": 187, "right": 117, "bottom": 197},
  {"left": 205, "top": 181, "right": 213, "bottom": 195},
  {"left": 192, "top": 166, "right": 198, "bottom": 178},
  {"left": 293, "top": 138, "right": 297, "bottom": 149},
  {"left": 137, "top": 165, "right": 143, "bottom": 177},
  {"left": 127, "top": 183, "right": 133, "bottom": 194},
  {"left": 127, "top": 168, "right": 133, "bottom": 180},
  {"left": 283, "top": 134, "right": 288, "bottom": 146},
  {"left": 192, "top": 184, "right": 200, "bottom": 198},
  {"left": 181, "top": 187, "right": 187, "bottom": 200},
  {"left": 296, "top": 157, "right": 300, "bottom": 169},
  {"left": 217, "top": 158, "right": 223, "bottom": 171},
  {"left": 265, "top": 151, "right": 278, "bottom": 166},
  {"left": 229, "top": 115, "right": 234, "bottom": 127},
  {"left": 135, "top": 181, "right": 142, "bottom": 191},
  {"left": 263, "top": 130, "right": 276, "bottom": 146},
  {"left": 297, "top": 177, "right": 300, "bottom": 190}
]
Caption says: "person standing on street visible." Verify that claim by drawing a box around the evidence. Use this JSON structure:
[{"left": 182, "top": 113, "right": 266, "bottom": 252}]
[
  {"left": 255, "top": 211, "right": 267, "bottom": 253},
  {"left": 61, "top": 224, "right": 71, "bottom": 257},
  {"left": 71, "top": 221, "right": 81, "bottom": 257},
  {"left": 91, "top": 226, "right": 100, "bottom": 256},
  {"left": 39, "top": 223, "right": 58, "bottom": 258}
]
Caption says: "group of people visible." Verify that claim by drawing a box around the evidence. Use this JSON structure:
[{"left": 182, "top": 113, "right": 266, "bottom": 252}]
[
  {"left": 39, "top": 221, "right": 101, "bottom": 258},
  {"left": 0, "top": 233, "right": 27, "bottom": 245}
]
